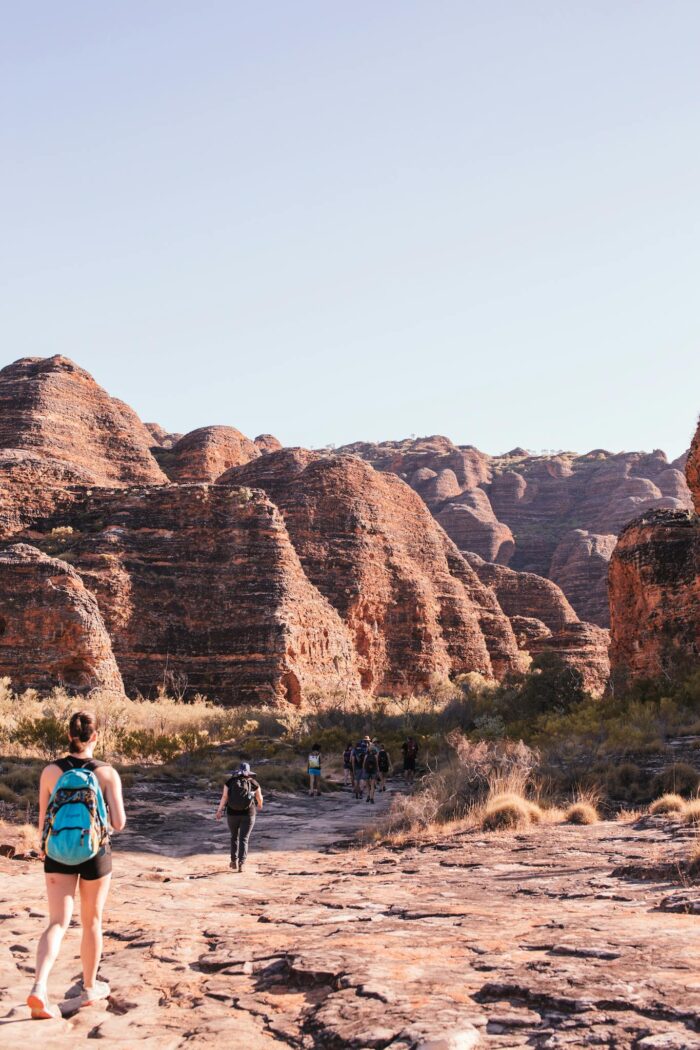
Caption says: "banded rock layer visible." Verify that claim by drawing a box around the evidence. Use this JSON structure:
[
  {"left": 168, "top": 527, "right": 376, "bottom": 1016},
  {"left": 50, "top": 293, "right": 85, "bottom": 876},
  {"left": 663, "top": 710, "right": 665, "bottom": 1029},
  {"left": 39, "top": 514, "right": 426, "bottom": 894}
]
[
  {"left": 23, "top": 485, "right": 361, "bottom": 705},
  {"left": 609, "top": 418, "right": 700, "bottom": 681},
  {"left": 341, "top": 438, "right": 692, "bottom": 626},
  {"left": 0, "top": 544, "right": 123, "bottom": 694},
  {"left": 222, "top": 450, "right": 528, "bottom": 692}
]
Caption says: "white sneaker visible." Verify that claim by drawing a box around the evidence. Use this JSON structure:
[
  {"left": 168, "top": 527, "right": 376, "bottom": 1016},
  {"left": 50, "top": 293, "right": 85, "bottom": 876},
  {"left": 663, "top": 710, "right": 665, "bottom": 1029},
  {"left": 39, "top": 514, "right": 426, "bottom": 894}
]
[
  {"left": 78, "top": 979, "right": 110, "bottom": 1006},
  {"left": 27, "top": 983, "right": 60, "bottom": 1020}
]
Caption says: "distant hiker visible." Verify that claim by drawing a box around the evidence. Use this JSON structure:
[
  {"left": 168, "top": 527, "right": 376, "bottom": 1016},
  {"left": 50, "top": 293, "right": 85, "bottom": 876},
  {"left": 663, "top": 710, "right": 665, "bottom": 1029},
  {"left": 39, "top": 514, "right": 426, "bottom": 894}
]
[
  {"left": 352, "top": 737, "right": 370, "bottom": 800},
  {"left": 308, "top": 744, "right": 322, "bottom": 796},
  {"left": 402, "top": 736, "right": 419, "bottom": 785},
  {"left": 377, "top": 744, "right": 392, "bottom": 792},
  {"left": 216, "top": 763, "right": 263, "bottom": 872},
  {"left": 343, "top": 742, "right": 354, "bottom": 787},
  {"left": 363, "top": 745, "right": 379, "bottom": 804},
  {"left": 27, "top": 710, "right": 126, "bottom": 1020}
]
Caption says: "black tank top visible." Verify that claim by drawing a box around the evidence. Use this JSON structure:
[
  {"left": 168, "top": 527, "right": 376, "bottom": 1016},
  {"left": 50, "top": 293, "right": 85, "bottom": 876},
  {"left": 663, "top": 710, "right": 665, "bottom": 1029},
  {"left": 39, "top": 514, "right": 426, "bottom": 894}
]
[{"left": 55, "top": 755, "right": 109, "bottom": 773}]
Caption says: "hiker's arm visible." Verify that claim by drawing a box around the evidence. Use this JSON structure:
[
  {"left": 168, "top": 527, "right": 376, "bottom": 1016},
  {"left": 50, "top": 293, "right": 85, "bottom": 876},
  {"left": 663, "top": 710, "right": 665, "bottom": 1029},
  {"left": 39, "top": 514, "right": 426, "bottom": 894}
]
[
  {"left": 37, "top": 766, "right": 53, "bottom": 855},
  {"left": 255, "top": 788, "right": 263, "bottom": 810},
  {"left": 105, "top": 768, "right": 126, "bottom": 832},
  {"left": 215, "top": 785, "right": 228, "bottom": 819}
]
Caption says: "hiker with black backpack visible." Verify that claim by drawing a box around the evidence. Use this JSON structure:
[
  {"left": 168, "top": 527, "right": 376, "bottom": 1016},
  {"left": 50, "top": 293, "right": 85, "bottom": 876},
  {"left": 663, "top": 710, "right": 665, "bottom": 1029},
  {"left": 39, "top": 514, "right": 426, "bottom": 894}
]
[
  {"left": 363, "top": 744, "right": 379, "bottom": 804},
  {"left": 216, "top": 762, "right": 262, "bottom": 872},
  {"left": 402, "top": 736, "right": 419, "bottom": 786},
  {"left": 377, "top": 743, "right": 392, "bottom": 792},
  {"left": 27, "top": 710, "right": 126, "bottom": 1020}
]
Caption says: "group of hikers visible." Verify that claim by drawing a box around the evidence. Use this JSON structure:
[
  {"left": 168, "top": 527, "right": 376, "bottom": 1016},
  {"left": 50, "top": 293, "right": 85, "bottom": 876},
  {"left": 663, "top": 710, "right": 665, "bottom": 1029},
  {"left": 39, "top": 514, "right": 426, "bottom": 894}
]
[
  {"left": 25, "top": 711, "right": 421, "bottom": 1020},
  {"left": 306, "top": 735, "right": 420, "bottom": 801}
]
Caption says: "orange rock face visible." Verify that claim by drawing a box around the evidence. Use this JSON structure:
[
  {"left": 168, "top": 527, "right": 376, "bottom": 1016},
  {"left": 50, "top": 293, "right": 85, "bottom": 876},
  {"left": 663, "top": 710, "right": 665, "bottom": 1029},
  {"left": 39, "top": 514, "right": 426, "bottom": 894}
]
[
  {"left": 222, "top": 450, "right": 527, "bottom": 691},
  {"left": 464, "top": 553, "right": 610, "bottom": 695},
  {"left": 153, "top": 426, "right": 260, "bottom": 482},
  {"left": 23, "top": 485, "right": 360, "bottom": 705},
  {"left": 342, "top": 437, "right": 693, "bottom": 625},
  {"left": 0, "top": 544, "right": 123, "bottom": 693},
  {"left": 609, "top": 419, "right": 700, "bottom": 682},
  {"left": 0, "top": 356, "right": 166, "bottom": 487}
]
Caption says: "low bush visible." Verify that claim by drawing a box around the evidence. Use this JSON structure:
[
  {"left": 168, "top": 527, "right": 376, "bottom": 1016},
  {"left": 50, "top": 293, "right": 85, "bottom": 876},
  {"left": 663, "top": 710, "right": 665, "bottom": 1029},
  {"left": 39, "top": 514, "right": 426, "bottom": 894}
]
[
  {"left": 650, "top": 763, "right": 700, "bottom": 799},
  {"left": 649, "top": 793, "right": 685, "bottom": 815}
]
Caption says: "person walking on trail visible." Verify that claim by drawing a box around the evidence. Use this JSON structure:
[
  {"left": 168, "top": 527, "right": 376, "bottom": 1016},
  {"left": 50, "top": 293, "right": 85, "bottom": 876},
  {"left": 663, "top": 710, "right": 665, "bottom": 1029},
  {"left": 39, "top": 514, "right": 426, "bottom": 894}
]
[
  {"left": 363, "top": 745, "right": 379, "bottom": 804},
  {"left": 308, "top": 744, "right": 322, "bottom": 796},
  {"left": 352, "top": 736, "right": 370, "bottom": 800},
  {"left": 342, "top": 742, "right": 354, "bottom": 788},
  {"left": 377, "top": 744, "right": 392, "bottom": 792},
  {"left": 402, "top": 736, "right": 419, "bottom": 786},
  {"left": 216, "top": 763, "right": 262, "bottom": 872},
  {"left": 27, "top": 710, "right": 126, "bottom": 1020}
]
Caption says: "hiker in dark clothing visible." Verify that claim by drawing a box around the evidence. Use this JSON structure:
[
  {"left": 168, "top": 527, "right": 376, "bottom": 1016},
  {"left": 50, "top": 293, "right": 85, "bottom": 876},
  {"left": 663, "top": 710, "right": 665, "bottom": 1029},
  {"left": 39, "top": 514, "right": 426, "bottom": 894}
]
[
  {"left": 216, "top": 762, "right": 263, "bottom": 872},
  {"left": 402, "top": 737, "right": 419, "bottom": 785},
  {"left": 352, "top": 736, "right": 370, "bottom": 800},
  {"left": 377, "top": 744, "right": 392, "bottom": 792},
  {"left": 363, "top": 745, "right": 379, "bottom": 804},
  {"left": 343, "top": 743, "right": 354, "bottom": 788}
]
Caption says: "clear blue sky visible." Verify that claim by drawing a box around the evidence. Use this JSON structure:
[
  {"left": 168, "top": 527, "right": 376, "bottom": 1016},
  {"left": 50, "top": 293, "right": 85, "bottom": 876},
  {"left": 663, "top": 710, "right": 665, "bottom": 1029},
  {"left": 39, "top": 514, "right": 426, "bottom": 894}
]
[{"left": 2, "top": 2, "right": 699, "bottom": 458}]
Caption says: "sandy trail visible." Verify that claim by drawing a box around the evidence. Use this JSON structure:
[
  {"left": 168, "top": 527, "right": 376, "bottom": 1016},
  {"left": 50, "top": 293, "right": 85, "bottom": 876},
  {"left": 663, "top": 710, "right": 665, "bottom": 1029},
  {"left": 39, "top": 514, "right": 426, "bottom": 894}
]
[{"left": 1, "top": 777, "right": 700, "bottom": 1049}]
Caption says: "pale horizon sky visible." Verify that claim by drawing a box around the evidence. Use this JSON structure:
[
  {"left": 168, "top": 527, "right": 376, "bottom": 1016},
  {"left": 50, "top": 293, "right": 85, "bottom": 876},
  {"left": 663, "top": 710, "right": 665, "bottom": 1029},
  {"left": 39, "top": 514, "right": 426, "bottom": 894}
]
[{"left": 2, "top": 2, "right": 699, "bottom": 459}]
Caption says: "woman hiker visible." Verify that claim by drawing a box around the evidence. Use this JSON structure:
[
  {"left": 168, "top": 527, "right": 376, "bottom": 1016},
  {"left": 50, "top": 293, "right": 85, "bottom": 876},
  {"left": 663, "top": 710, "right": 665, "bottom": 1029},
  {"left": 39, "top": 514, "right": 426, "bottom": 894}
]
[
  {"left": 307, "top": 743, "right": 322, "bottom": 796},
  {"left": 27, "top": 710, "right": 126, "bottom": 1020},
  {"left": 216, "top": 762, "right": 263, "bottom": 872}
]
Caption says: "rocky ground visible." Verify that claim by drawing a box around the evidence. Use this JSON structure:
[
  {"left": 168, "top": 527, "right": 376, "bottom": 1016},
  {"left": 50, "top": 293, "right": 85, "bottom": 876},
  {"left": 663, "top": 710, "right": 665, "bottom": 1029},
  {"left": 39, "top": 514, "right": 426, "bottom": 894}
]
[{"left": 1, "top": 779, "right": 700, "bottom": 1049}]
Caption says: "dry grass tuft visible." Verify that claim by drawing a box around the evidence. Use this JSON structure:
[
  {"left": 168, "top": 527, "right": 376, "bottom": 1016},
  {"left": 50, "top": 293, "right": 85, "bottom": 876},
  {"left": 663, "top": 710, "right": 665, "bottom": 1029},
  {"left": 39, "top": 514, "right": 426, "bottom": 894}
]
[
  {"left": 482, "top": 794, "right": 533, "bottom": 831},
  {"left": 616, "top": 808, "right": 644, "bottom": 823},
  {"left": 688, "top": 836, "right": 700, "bottom": 877},
  {"left": 0, "top": 819, "right": 38, "bottom": 851},
  {"left": 682, "top": 799, "right": 700, "bottom": 825},
  {"left": 649, "top": 793, "right": 685, "bottom": 815},
  {"left": 565, "top": 802, "right": 599, "bottom": 825}
]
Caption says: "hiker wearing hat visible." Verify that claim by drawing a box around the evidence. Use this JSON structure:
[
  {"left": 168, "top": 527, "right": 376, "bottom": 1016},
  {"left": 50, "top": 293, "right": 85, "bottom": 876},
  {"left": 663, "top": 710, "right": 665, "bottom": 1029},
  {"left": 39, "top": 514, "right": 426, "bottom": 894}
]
[{"left": 215, "top": 763, "right": 263, "bottom": 872}]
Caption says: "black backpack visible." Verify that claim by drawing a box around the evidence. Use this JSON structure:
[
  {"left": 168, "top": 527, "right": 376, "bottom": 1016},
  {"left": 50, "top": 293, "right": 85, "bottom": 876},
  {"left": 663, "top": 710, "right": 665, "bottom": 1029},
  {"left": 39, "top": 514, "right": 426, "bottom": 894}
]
[
  {"left": 364, "top": 751, "right": 378, "bottom": 775},
  {"left": 378, "top": 749, "right": 389, "bottom": 772},
  {"left": 227, "top": 774, "right": 254, "bottom": 812}
]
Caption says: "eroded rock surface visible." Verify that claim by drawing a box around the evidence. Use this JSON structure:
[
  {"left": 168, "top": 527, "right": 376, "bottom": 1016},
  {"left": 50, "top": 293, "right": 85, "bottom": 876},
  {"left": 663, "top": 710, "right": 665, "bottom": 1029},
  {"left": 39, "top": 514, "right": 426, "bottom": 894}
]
[
  {"left": 223, "top": 450, "right": 527, "bottom": 691},
  {"left": 154, "top": 426, "right": 261, "bottom": 482},
  {"left": 464, "top": 553, "right": 610, "bottom": 695},
  {"left": 0, "top": 356, "right": 166, "bottom": 488},
  {"left": 341, "top": 437, "right": 693, "bottom": 625},
  {"left": 23, "top": 485, "right": 360, "bottom": 705},
  {"left": 2, "top": 778, "right": 698, "bottom": 1048},
  {"left": 609, "top": 419, "right": 700, "bottom": 683},
  {"left": 0, "top": 544, "right": 123, "bottom": 693}
]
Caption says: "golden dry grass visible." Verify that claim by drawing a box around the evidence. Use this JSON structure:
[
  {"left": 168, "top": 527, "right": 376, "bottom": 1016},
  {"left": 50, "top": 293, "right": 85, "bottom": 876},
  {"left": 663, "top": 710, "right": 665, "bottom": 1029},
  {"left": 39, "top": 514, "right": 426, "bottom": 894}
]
[
  {"left": 688, "top": 836, "right": 700, "bottom": 877},
  {"left": 649, "top": 793, "right": 685, "bottom": 815},
  {"left": 565, "top": 802, "right": 599, "bottom": 825},
  {"left": 482, "top": 793, "right": 540, "bottom": 831},
  {"left": 682, "top": 799, "right": 700, "bottom": 825},
  {"left": 0, "top": 819, "right": 39, "bottom": 851}
]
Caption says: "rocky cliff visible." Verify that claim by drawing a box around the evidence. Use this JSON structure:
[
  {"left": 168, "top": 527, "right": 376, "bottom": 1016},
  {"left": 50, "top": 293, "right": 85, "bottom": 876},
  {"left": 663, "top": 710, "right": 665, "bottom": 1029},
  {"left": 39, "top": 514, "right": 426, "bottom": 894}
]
[
  {"left": 340, "top": 437, "right": 692, "bottom": 626},
  {"left": 21, "top": 485, "right": 361, "bottom": 705},
  {"left": 153, "top": 425, "right": 261, "bottom": 482},
  {"left": 609, "top": 418, "right": 700, "bottom": 682},
  {"left": 464, "top": 553, "right": 609, "bottom": 695},
  {"left": 222, "top": 449, "right": 529, "bottom": 691},
  {"left": 0, "top": 544, "right": 123, "bottom": 693}
]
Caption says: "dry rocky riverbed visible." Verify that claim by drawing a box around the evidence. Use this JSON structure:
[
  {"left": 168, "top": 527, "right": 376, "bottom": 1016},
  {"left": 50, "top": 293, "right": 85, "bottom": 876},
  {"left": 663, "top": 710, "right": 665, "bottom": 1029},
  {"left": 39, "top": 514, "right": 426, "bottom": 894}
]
[{"left": 1, "top": 778, "right": 700, "bottom": 1049}]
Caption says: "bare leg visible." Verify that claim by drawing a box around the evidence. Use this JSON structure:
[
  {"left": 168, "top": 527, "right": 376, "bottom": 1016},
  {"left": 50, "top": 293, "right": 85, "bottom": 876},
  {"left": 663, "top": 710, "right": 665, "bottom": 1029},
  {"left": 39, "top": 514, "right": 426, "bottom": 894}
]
[
  {"left": 78, "top": 875, "right": 111, "bottom": 989},
  {"left": 34, "top": 873, "right": 78, "bottom": 988}
]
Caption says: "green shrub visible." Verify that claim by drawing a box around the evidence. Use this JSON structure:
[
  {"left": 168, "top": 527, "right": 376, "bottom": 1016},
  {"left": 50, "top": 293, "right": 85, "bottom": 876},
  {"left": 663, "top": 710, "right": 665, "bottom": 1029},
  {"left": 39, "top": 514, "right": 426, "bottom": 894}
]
[{"left": 651, "top": 763, "right": 699, "bottom": 799}]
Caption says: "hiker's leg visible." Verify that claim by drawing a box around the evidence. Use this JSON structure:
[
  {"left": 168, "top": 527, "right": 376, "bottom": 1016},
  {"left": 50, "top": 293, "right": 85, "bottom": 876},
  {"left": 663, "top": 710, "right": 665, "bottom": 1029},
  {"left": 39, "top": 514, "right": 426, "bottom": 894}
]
[
  {"left": 79, "top": 874, "right": 111, "bottom": 989},
  {"left": 227, "top": 813, "right": 241, "bottom": 863},
  {"left": 308, "top": 774, "right": 314, "bottom": 795},
  {"left": 35, "top": 873, "right": 78, "bottom": 987},
  {"left": 238, "top": 810, "right": 256, "bottom": 866}
]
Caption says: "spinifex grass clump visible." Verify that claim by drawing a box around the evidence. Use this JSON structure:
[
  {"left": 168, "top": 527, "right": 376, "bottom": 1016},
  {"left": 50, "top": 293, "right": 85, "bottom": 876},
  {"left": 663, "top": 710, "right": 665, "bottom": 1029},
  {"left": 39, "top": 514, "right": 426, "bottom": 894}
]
[
  {"left": 649, "top": 793, "right": 685, "bottom": 815},
  {"left": 682, "top": 800, "right": 700, "bottom": 826},
  {"left": 565, "top": 801, "right": 599, "bottom": 825},
  {"left": 482, "top": 794, "right": 542, "bottom": 831}
]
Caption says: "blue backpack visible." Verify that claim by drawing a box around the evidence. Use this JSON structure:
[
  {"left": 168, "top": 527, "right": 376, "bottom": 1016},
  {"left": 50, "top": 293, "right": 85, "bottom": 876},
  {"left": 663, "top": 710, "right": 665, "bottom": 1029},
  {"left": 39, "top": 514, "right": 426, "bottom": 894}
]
[{"left": 42, "top": 767, "right": 109, "bottom": 865}]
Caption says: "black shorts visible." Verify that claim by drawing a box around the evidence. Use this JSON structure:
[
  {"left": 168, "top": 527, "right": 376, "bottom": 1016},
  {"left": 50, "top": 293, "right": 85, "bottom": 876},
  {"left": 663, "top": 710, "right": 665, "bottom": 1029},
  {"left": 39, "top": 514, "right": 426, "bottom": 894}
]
[
  {"left": 44, "top": 843, "right": 112, "bottom": 881},
  {"left": 404, "top": 758, "right": 416, "bottom": 771}
]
